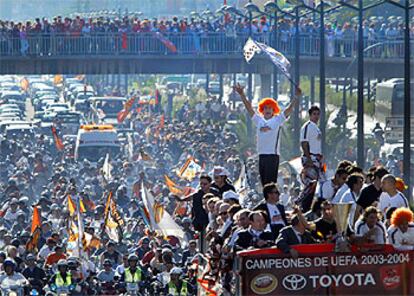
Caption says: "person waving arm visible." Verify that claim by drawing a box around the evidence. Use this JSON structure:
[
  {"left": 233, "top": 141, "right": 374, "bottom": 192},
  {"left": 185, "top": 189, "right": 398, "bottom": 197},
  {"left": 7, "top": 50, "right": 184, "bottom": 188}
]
[
  {"left": 233, "top": 83, "right": 255, "bottom": 117},
  {"left": 283, "top": 87, "right": 301, "bottom": 118}
]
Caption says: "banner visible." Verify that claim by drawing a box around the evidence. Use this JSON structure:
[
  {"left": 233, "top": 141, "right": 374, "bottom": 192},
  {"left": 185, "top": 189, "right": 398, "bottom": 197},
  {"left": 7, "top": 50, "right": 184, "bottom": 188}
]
[
  {"left": 154, "top": 32, "right": 177, "bottom": 53},
  {"left": 238, "top": 244, "right": 414, "bottom": 295}
]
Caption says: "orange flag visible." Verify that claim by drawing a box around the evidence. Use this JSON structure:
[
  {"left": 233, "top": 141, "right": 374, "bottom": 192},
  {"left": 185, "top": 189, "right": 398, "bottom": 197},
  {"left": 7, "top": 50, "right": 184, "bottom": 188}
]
[
  {"left": 164, "top": 175, "right": 183, "bottom": 196},
  {"left": 54, "top": 75, "right": 63, "bottom": 85},
  {"left": 117, "top": 97, "right": 136, "bottom": 124},
  {"left": 20, "top": 78, "right": 29, "bottom": 92},
  {"left": 68, "top": 195, "right": 86, "bottom": 215},
  {"left": 51, "top": 126, "right": 64, "bottom": 151},
  {"left": 75, "top": 75, "right": 85, "bottom": 81},
  {"left": 159, "top": 114, "right": 165, "bottom": 129},
  {"left": 26, "top": 206, "right": 42, "bottom": 251},
  {"left": 197, "top": 278, "right": 218, "bottom": 296}
]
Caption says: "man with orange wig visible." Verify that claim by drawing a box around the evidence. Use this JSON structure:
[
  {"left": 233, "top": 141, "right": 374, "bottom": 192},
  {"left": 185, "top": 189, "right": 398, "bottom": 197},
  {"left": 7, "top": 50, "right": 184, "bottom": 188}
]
[
  {"left": 387, "top": 207, "right": 414, "bottom": 250},
  {"left": 234, "top": 83, "right": 298, "bottom": 185}
]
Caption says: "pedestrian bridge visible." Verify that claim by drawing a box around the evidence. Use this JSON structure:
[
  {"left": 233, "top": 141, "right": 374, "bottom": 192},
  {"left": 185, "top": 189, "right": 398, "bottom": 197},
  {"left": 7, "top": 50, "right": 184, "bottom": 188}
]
[{"left": 0, "top": 33, "right": 411, "bottom": 79}]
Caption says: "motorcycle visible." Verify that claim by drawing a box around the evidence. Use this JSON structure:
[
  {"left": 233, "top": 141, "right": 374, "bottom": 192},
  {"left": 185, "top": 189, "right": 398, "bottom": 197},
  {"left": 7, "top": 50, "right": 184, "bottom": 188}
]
[
  {"left": 99, "top": 281, "right": 117, "bottom": 295},
  {"left": 55, "top": 286, "right": 71, "bottom": 296},
  {"left": 1, "top": 285, "right": 24, "bottom": 296}
]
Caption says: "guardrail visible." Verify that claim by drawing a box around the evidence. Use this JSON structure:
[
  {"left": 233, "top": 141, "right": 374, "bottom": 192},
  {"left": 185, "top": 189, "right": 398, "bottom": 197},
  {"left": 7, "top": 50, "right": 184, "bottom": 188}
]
[{"left": 0, "top": 32, "right": 412, "bottom": 58}]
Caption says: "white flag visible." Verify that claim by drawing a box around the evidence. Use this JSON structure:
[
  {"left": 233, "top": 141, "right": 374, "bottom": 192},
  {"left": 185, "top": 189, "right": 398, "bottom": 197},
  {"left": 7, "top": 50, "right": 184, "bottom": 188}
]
[
  {"left": 255, "top": 41, "right": 291, "bottom": 78},
  {"left": 244, "top": 38, "right": 291, "bottom": 78},
  {"left": 234, "top": 164, "right": 248, "bottom": 206},
  {"left": 243, "top": 38, "right": 262, "bottom": 63},
  {"left": 103, "top": 153, "right": 112, "bottom": 181},
  {"left": 141, "top": 183, "right": 185, "bottom": 241}
]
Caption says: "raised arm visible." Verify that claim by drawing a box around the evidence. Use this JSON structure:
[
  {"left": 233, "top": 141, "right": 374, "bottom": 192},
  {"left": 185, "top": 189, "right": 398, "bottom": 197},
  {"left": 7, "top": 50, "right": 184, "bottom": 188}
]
[
  {"left": 283, "top": 87, "right": 301, "bottom": 118},
  {"left": 233, "top": 83, "right": 255, "bottom": 117}
]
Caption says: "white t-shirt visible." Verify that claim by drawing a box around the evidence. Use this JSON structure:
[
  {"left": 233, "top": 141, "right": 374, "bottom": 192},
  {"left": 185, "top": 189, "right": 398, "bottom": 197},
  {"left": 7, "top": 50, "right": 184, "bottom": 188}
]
[
  {"left": 354, "top": 220, "right": 387, "bottom": 244},
  {"left": 378, "top": 191, "right": 409, "bottom": 214},
  {"left": 387, "top": 224, "right": 414, "bottom": 251},
  {"left": 300, "top": 121, "right": 322, "bottom": 155},
  {"left": 331, "top": 184, "right": 349, "bottom": 203},
  {"left": 252, "top": 113, "right": 286, "bottom": 155},
  {"left": 317, "top": 179, "right": 336, "bottom": 201}
]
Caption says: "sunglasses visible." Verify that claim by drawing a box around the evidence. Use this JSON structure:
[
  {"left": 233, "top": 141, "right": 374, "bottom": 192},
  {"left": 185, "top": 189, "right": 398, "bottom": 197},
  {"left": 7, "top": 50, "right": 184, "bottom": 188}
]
[
  {"left": 219, "top": 212, "right": 228, "bottom": 216},
  {"left": 200, "top": 182, "right": 209, "bottom": 186},
  {"left": 270, "top": 191, "right": 280, "bottom": 194}
]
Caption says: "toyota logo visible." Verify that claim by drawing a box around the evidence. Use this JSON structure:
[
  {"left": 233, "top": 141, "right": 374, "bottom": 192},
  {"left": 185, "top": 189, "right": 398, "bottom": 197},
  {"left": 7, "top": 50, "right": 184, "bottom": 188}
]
[{"left": 282, "top": 274, "right": 307, "bottom": 291}]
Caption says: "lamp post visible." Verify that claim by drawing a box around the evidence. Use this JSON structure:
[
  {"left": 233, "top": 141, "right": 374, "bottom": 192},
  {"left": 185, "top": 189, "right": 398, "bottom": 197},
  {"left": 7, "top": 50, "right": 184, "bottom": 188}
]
[
  {"left": 264, "top": 1, "right": 279, "bottom": 99},
  {"left": 384, "top": 0, "right": 413, "bottom": 199},
  {"left": 247, "top": 0, "right": 254, "bottom": 138},
  {"left": 300, "top": 0, "right": 345, "bottom": 156},
  {"left": 339, "top": 0, "right": 387, "bottom": 168}
]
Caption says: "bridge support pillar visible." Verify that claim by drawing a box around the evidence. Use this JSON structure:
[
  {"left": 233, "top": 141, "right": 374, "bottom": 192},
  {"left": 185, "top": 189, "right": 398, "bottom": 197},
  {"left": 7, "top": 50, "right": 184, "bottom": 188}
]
[
  {"left": 124, "top": 74, "right": 128, "bottom": 96},
  {"left": 310, "top": 76, "right": 315, "bottom": 105},
  {"left": 206, "top": 74, "right": 210, "bottom": 94},
  {"left": 367, "top": 79, "right": 371, "bottom": 100},
  {"left": 219, "top": 74, "right": 224, "bottom": 102},
  {"left": 260, "top": 74, "right": 272, "bottom": 99}
]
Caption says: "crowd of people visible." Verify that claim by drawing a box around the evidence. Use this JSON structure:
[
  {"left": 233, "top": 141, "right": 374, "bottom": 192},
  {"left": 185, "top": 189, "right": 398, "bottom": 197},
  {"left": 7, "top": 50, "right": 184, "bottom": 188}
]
[
  {"left": 0, "top": 73, "right": 412, "bottom": 296},
  {"left": 1, "top": 11, "right": 414, "bottom": 57}
]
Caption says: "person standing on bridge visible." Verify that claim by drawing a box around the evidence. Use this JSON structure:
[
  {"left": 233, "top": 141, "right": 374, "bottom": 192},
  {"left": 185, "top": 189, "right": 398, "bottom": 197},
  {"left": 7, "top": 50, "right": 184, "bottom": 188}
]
[{"left": 234, "top": 83, "right": 299, "bottom": 186}]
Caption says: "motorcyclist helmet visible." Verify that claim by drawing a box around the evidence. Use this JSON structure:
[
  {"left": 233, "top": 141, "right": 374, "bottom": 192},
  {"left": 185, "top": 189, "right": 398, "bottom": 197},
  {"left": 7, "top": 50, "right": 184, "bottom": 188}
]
[
  {"left": 170, "top": 267, "right": 183, "bottom": 275},
  {"left": 3, "top": 259, "right": 16, "bottom": 270},
  {"left": 128, "top": 254, "right": 138, "bottom": 262},
  {"left": 57, "top": 259, "right": 68, "bottom": 268}
]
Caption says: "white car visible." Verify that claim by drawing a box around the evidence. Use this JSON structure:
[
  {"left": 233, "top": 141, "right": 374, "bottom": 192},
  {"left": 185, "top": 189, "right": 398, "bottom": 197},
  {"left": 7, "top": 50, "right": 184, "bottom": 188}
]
[{"left": 45, "top": 102, "right": 70, "bottom": 111}]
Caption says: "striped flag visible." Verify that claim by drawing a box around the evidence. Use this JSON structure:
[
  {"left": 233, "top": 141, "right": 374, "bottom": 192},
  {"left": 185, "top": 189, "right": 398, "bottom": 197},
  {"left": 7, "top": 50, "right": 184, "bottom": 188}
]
[
  {"left": 164, "top": 175, "right": 184, "bottom": 196},
  {"left": 154, "top": 32, "right": 177, "bottom": 53},
  {"left": 77, "top": 199, "right": 88, "bottom": 255},
  {"left": 141, "top": 183, "right": 185, "bottom": 240},
  {"left": 68, "top": 195, "right": 77, "bottom": 216},
  {"left": 103, "top": 192, "right": 124, "bottom": 242},
  {"left": 68, "top": 195, "right": 86, "bottom": 216},
  {"left": 177, "top": 157, "right": 202, "bottom": 181}
]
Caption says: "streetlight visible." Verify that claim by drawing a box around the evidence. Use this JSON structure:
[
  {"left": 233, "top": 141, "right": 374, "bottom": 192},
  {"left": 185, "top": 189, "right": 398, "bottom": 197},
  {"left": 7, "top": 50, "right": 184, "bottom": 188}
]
[
  {"left": 264, "top": 1, "right": 280, "bottom": 99},
  {"left": 339, "top": 0, "right": 387, "bottom": 168},
  {"left": 383, "top": 0, "right": 413, "bottom": 197},
  {"left": 244, "top": 0, "right": 256, "bottom": 138}
]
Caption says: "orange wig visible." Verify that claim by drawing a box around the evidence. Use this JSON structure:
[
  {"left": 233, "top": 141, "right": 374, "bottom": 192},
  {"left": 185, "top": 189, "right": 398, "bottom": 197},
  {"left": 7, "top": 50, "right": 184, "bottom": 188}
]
[
  {"left": 258, "top": 98, "right": 281, "bottom": 116},
  {"left": 391, "top": 208, "right": 414, "bottom": 227}
]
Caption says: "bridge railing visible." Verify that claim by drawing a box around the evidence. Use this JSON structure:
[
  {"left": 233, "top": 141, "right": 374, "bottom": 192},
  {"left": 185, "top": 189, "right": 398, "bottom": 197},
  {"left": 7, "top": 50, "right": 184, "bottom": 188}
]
[{"left": 0, "top": 32, "right": 411, "bottom": 59}]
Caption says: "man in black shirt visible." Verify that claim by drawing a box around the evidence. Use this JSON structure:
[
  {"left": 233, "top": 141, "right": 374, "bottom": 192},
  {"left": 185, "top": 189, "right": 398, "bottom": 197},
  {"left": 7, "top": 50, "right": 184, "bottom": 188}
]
[
  {"left": 311, "top": 201, "right": 337, "bottom": 242},
  {"left": 356, "top": 167, "right": 388, "bottom": 209},
  {"left": 179, "top": 175, "right": 219, "bottom": 232},
  {"left": 22, "top": 254, "right": 46, "bottom": 293}
]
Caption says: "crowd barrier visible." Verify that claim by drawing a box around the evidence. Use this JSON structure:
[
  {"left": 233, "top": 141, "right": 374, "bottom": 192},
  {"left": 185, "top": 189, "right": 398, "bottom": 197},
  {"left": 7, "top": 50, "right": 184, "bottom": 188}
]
[
  {"left": 236, "top": 243, "right": 414, "bottom": 295},
  {"left": 0, "top": 32, "right": 412, "bottom": 58}
]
